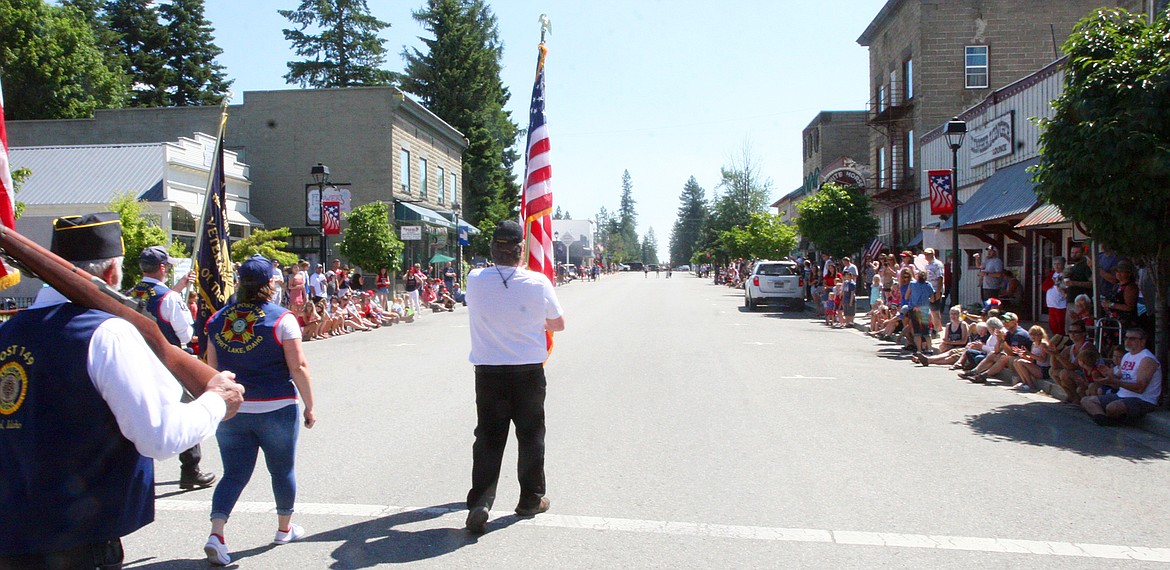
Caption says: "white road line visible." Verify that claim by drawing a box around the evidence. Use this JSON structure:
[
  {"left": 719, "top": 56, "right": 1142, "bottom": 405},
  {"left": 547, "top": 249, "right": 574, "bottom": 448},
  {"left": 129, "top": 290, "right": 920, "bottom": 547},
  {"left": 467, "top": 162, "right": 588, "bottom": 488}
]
[
  {"left": 155, "top": 500, "right": 1170, "bottom": 562},
  {"left": 776, "top": 375, "right": 837, "bottom": 380}
]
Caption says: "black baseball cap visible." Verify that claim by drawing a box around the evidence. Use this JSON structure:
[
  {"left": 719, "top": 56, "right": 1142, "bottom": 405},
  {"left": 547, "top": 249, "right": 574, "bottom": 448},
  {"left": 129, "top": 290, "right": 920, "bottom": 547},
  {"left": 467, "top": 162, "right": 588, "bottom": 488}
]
[{"left": 493, "top": 220, "right": 523, "bottom": 244}]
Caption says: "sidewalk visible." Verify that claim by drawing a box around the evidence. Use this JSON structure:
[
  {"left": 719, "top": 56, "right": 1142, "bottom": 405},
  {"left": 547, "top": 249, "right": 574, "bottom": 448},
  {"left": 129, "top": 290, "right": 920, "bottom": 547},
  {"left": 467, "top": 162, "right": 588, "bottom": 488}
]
[{"left": 847, "top": 312, "right": 1170, "bottom": 440}]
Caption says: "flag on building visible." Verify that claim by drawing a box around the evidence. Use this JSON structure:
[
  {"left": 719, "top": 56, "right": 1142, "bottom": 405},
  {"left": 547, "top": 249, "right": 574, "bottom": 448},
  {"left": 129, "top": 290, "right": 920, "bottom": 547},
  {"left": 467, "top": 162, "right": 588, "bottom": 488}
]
[
  {"left": 193, "top": 120, "right": 234, "bottom": 352},
  {"left": 0, "top": 77, "right": 20, "bottom": 290},
  {"left": 864, "top": 238, "right": 884, "bottom": 263},
  {"left": 322, "top": 200, "right": 341, "bottom": 235},
  {"left": 928, "top": 169, "right": 955, "bottom": 216},
  {"left": 522, "top": 43, "right": 554, "bottom": 285}
]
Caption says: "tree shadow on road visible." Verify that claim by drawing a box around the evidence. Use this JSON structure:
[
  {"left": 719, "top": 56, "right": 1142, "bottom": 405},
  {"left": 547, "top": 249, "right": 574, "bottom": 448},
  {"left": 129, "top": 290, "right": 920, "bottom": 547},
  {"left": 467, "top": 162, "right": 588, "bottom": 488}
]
[{"left": 961, "top": 401, "right": 1170, "bottom": 461}]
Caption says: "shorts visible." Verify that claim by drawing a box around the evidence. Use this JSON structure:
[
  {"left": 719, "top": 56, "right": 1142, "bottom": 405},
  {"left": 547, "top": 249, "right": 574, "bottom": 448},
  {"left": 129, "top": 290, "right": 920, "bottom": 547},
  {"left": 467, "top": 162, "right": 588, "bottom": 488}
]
[
  {"left": 1038, "top": 365, "right": 1051, "bottom": 379},
  {"left": 1095, "top": 393, "right": 1158, "bottom": 417},
  {"left": 930, "top": 298, "right": 946, "bottom": 313},
  {"left": 843, "top": 306, "right": 856, "bottom": 317}
]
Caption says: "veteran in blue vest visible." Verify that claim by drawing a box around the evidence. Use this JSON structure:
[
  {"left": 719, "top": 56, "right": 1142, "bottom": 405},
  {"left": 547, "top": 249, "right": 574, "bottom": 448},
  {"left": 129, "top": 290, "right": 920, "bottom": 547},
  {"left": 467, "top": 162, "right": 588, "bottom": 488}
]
[
  {"left": 0, "top": 212, "right": 244, "bottom": 570},
  {"left": 132, "top": 245, "right": 216, "bottom": 490},
  {"left": 202, "top": 255, "right": 316, "bottom": 566}
]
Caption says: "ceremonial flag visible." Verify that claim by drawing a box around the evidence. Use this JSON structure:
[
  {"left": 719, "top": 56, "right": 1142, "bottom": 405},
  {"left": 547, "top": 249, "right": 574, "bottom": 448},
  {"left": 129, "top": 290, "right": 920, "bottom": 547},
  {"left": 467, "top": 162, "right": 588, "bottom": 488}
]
[
  {"left": 322, "top": 200, "right": 341, "bottom": 235},
  {"left": 864, "top": 238, "right": 884, "bottom": 263},
  {"left": 522, "top": 43, "right": 554, "bottom": 285},
  {"left": 928, "top": 169, "right": 955, "bottom": 216},
  {"left": 192, "top": 117, "right": 234, "bottom": 352},
  {"left": 0, "top": 77, "right": 20, "bottom": 290}
]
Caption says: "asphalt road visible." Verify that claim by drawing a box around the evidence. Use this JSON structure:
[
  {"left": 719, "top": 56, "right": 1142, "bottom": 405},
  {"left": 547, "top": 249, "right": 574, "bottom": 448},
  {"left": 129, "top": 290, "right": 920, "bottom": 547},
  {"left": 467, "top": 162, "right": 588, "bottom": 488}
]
[{"left": 128, "top": 272, "right": 1170, "bottom": 569}]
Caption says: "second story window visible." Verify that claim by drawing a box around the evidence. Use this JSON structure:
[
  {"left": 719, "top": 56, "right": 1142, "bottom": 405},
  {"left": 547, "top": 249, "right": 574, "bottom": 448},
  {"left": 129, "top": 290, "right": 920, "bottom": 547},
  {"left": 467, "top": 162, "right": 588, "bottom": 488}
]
[
  {"left": 400, "top": 149, "right": 411, "bottom": 194},
  {"left": 877, "top": 146, "right": 888, "bottom": 188},
  {"left": 904, "top": 58, "right": 914, "bottom": 100},
  {"left": 965, "top": 46, "right": 989, "bottom": 89},
  {"left": 877, "top": 83, "right": 887, "bottom": 112},
  {"left": 437, "top": 166, "right": 446, "bottom": 205},
  {"left": 450, "top": 172, "right": 458, "bottom": 205},
  {"left": 419, "top": 157, "right": 428, "bottom": 200}
]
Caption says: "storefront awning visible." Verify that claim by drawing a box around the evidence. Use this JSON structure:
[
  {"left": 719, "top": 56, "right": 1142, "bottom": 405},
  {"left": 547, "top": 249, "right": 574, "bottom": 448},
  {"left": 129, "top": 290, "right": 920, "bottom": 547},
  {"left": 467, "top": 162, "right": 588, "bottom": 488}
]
[
  {"left": 226, "top": 209, "right": 264, "bottom": 226},
  {"left": 1014, "top": 203, "right": 1068, "bottom": 229},
  {"left": 397, "top": 202, "right": 455, "bottom": 228},
  {"left": 939, "top": 157, "right": 1040, "bottom": 230}
]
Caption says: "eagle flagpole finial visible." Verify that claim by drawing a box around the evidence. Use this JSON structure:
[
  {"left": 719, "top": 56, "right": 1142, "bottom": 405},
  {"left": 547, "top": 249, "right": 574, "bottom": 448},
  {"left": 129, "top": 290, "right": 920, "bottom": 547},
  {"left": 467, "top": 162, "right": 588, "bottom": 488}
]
[{"left": 539, "top": 14, "right": 551, "bottom": 44}]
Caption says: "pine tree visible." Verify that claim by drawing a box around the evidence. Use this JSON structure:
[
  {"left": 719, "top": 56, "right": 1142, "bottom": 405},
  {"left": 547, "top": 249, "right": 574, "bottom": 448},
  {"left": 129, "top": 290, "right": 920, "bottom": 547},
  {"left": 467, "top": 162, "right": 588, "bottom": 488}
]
[
  {"left": 280, "top": 0, "right": 395, "bottom": 88},
  {"left": 669, "top": 176, "right": 708, "bottom": 265},
  {"left": 104, "top": 0, "right": 170, "bottom": 107},
  {"left": 553, "top": 205, "right": 563, "bottom": 219},
  {"left": 0, "top": 0, "right": 126, "bottom": 119},
  {"left": 160, "top": 0, "right": 231, "bottom": 106},
  {"left": 618, "top": 170, "right": 640, "bottom": 260},
  {"left": 642, "top": 227, "right": 659, "bottom": 264},
  {"left": 400, "top": 0, "right": 519, "bottom": 245}
]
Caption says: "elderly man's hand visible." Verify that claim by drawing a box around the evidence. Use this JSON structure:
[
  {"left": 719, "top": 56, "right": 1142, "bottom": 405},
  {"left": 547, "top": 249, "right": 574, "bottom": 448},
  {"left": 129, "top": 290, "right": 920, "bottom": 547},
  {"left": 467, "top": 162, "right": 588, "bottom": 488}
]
[{"left": 206, "top": 371, "right": 245, "bottom": 419}]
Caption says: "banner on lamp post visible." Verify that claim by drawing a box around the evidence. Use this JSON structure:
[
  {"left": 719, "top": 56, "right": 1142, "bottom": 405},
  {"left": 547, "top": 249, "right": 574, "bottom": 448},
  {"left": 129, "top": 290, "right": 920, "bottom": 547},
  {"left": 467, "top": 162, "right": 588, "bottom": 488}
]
[{"left": 927, "top": 169, "right": 955, "bottom": 216}]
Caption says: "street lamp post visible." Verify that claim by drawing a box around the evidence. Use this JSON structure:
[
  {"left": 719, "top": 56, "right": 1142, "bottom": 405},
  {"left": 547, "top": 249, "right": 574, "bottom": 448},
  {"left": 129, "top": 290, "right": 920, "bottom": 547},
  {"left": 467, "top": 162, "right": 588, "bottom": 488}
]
[
  {"left": 944, "top": 118, "right": 967, "bottom": 309},
  {"left": 311, "top": 163, "right": 330, "bottom": 267}
]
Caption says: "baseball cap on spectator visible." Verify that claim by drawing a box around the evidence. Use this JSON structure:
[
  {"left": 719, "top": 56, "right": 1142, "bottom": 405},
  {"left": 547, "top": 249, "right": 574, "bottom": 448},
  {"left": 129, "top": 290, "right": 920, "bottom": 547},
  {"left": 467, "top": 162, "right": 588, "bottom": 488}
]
[
  {"left": 139, "top": 245, "right": 179, "bottom": 267},
  {"left": 923, "top": 248, "right": 936, "bottom": 255},
  {"left": 1001, "top": 312, "right": 1018, "bottom": 323},
  {"left": 493, "top": 220, "right": 524, "bottom": 244},
  {"left": 900, "top": 250, "right": 913, "bottom": 258},
  {"left": 238, "top": 255, "right": 273, "bottom": 284}
]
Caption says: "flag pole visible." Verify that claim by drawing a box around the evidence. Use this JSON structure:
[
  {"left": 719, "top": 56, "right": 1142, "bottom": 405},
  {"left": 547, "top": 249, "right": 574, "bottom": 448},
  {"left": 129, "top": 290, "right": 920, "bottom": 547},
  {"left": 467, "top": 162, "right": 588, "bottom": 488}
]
[{"left": 189, "top": 94, "right": 231, "bottom": 264}]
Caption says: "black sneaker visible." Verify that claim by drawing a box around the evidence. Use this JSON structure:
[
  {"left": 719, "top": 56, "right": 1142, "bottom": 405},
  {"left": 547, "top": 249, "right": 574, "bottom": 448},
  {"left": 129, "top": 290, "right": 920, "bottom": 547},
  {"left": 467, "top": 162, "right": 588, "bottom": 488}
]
[
  {"left": 180, "top": 469, "right": 216, "bottom": 490},
  {"left": 465, "top": 505, "right": 489, "bottom": 534}
]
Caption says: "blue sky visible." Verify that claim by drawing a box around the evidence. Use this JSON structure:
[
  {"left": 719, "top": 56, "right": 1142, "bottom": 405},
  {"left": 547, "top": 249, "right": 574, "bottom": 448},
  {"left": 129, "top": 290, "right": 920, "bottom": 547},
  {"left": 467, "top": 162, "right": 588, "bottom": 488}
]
[{"left": 204, "top": 0, "right": 889, "bottom": 260}]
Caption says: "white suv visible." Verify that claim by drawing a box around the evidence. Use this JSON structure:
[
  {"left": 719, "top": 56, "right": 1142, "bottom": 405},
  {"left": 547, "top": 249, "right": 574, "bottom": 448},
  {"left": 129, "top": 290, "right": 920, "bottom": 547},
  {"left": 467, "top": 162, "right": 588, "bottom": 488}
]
[{"left": 744, "top": 260, "right": 804, "bottom": 311}]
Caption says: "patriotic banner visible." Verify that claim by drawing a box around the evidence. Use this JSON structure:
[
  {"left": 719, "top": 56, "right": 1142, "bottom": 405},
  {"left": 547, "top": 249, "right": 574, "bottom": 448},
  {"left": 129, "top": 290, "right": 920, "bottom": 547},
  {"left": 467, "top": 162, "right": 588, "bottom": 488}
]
[
  {"left": 458, "top": 225, "right": 470, "bottom": 247},
  {"left": 864, "top": 238, "right": 884, "bottom": 263},
  {"left": 0, "top": 77, "right": 20, "bottom": 290},
  {"left": 522, "top": 43, "right": 554, "bottom": 286},
  {"left": 928, "top": 169, "right": 955, "bottom": 216},
  {"left": 193, "top": 120, "right": 234, "bottom": 353},
  {"left": 322, "top": 200, "right": 341, "bottom": 235}
]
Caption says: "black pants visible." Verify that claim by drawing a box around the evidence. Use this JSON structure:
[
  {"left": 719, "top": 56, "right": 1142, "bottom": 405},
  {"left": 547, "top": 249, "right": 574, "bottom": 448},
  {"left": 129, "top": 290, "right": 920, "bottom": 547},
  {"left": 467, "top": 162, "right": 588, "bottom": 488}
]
[
  {"left": 178, "top": 389, "right": 202, "bottom": 473},
  {"left": 467, "top": 364, "right": 546, "bottom": 512},
  {"left": 0, "top": 539, "right": 123, "bottom": 570}
]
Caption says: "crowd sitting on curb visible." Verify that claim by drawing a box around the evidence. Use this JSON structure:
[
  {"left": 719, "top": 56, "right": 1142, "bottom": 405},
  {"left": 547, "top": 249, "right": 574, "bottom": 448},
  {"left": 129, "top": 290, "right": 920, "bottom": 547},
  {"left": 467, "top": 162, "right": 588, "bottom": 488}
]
[{"left": 783, "top": 245, "right": 1164, "bottom": 428}]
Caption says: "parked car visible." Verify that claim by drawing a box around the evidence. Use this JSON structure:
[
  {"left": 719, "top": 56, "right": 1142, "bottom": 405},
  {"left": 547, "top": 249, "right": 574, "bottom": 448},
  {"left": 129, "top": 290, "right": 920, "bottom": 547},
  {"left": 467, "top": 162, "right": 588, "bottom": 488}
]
[{"left": 744, "top": 260, "right": 804, "bottom": 311}]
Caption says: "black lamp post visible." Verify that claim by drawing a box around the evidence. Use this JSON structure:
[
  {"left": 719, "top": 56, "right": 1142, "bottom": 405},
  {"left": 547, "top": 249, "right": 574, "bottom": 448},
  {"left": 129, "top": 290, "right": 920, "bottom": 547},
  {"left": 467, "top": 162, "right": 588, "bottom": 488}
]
[
  {"left": 944, "top": 117, "right": 967, "bottom": 308},
  {"left": 311, "top": 163, "right": 330, "bottom": 266}
]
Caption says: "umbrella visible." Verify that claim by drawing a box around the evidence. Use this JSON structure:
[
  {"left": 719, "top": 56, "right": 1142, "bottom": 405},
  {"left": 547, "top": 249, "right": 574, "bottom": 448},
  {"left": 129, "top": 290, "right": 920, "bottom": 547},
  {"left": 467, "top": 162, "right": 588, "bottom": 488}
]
[{"left": 429, "top": 253, "right": 455, "bottom": 264}]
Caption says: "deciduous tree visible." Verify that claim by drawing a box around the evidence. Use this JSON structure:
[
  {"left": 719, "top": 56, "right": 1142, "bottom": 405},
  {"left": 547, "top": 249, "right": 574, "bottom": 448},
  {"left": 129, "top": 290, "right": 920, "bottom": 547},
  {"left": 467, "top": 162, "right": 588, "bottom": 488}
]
[
  {"left": 795, "top": 183, "right": 878, "bottom": 259},
  {"left": 337, "top": 202, "right": 404, "bottom": 273},
  {"left": 230, "top": 227, "right": 299, "bottom": 266}
]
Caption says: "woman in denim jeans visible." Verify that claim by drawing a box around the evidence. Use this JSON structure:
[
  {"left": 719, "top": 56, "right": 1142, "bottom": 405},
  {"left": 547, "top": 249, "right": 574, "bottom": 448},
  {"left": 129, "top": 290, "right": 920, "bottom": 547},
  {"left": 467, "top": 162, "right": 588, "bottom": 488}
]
[{"left": 201, "top": 255, "right": 317, "bottom": 566}]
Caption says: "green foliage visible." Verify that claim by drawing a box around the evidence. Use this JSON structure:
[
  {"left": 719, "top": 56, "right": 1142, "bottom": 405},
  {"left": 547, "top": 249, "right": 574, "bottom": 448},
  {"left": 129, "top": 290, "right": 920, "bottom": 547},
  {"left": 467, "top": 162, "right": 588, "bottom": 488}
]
[
  {"left": 280, "top": 0, "right": 395, "bottom": 88},
  {"left": 337, "top": 202, "right": 404, "bottom": 273},
  {"left": 400, "top": 0, "right": 518, "bottom": 248},
  {"left": 11, "top": 167, "right": 30, "bottom": 220},
  {"left": 669, "top": 176, "right": 708, "bottom": 265},
  {"left": 703, "top": 149, "right": 772, "bottom": 259},
  {"left": 109, "top": 192, "right": 167, "bottom": 289},
  {"left": 617, "top": 170, "right": 640, "bottom": 260},
  {"left": 795, "top": 183, "right": 878, "bottom": 258},
  {"left": 160, "top": 0, "right": 232, "bottom": 106},
  {"left": 230, "top": 227, "right": 299, "bottom": 266},
  {"left": 104, "top": 0, "right": 170, "bottom": 107},
  {"left": 719, "top": 212, "right": 797, "bottom": 260},
  {"left": 641, "top": 227, "right": 659, "bottom": 264},
  {"left": 0, "top": 0, "right": 127, "bottom": 119}
]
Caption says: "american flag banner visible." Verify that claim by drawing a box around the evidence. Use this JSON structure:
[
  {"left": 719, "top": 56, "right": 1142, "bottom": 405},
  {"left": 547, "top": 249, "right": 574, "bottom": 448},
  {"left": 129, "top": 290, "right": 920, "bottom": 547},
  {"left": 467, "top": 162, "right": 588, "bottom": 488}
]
[
  {"left": 522, "top": 43, "right": 554, "bottom": 285},
  {"left": 322, "top": 200, "right": 341, "bottom": 235},
  {"left": 864, "top": 238, "right": 884, "bottom": 263},
  {"left": 928, "top": 169, "right": 955, "bottom": 216},
  {"left": 0, "top": 77, "right": 20, "bottom": 289}
]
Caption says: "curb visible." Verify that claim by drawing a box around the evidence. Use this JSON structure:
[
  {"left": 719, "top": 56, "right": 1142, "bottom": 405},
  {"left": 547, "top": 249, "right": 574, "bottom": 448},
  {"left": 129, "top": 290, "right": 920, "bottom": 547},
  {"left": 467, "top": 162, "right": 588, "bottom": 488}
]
[{"left": 848, "top": 317, "right": 1170, "bottom": 439}]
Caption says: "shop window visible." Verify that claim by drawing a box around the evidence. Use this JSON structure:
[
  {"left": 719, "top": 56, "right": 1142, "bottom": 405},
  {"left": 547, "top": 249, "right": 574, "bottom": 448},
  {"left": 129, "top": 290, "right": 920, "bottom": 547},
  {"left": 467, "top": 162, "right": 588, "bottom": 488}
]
[{"left": 171, "top": 206, "right": 195, "bottom": 233}]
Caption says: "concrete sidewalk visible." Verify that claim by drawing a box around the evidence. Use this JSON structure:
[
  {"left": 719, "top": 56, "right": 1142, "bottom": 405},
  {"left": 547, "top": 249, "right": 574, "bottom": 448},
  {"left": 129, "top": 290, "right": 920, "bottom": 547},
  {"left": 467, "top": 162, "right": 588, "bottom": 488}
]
[{"left": 847, "top": 313, "right": 1170, "bottom": 440}]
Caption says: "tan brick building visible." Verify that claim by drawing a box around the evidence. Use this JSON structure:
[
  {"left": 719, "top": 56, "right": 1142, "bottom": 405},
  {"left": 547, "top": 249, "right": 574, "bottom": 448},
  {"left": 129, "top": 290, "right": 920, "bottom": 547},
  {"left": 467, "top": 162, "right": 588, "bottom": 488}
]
[{"left": 856, "top": 0, "right": 1148, "bottom": 249}]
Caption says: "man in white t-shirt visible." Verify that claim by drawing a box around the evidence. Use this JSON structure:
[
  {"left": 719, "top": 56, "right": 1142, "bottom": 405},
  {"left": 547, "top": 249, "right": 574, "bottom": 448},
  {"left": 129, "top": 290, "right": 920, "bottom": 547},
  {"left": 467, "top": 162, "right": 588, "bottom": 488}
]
[
  {"left": 923, "top": 248, "right": 946, "bottom": 333},
  {"left": 308, "top": 264, "right": 327, "bottom": 302},
  {"left": 463, "top": 220, "right": 565, "bottom": 534},
  {"left": 1082, "top": 328, "right": 1162, "bottom": 425}
]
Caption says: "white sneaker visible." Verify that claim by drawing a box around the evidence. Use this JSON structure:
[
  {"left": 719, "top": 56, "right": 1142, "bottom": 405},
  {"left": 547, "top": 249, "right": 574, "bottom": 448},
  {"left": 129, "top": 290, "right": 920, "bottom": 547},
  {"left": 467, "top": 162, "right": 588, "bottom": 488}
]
[
  {"left": 273, "top": 522, "right": 306, "bottom": 545},
  {"left": 204, "top": 534, "right": 230, "bottom": 566}
]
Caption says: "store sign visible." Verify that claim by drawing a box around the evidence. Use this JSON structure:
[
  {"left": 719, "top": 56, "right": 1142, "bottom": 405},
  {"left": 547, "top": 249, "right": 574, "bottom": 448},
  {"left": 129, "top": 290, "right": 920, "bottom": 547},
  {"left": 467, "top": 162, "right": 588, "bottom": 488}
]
[
  {"left": 400, "top": 226, "right": 422, "bottom": 240},
  {"left": 305, "top": 185, "right": 353, "bottom": 224},
  {"left": 969, "top": 112, "right": 1014, "bottom": 167},
  {"left": 822, "top": 167, "right": 866, "bottom": 189}
]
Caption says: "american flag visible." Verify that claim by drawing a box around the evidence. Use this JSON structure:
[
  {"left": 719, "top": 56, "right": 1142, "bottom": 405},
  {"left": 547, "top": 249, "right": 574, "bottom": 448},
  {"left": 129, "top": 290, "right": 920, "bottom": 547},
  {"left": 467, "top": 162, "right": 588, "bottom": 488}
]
[
  {"left": 322, "top": 200, "right": 341, "bottom": 235},
  {"left": 928, "top": 169, "right": 954, "bottom": 216},
  {"left": 0, "top": 77, "right": 19, "bottom": 289},
  {"left": 522, "top": 43, "right": 554, "bottom": 285},
  {"left": 864, "top": 238, "right": 884, "bottom": 263}
]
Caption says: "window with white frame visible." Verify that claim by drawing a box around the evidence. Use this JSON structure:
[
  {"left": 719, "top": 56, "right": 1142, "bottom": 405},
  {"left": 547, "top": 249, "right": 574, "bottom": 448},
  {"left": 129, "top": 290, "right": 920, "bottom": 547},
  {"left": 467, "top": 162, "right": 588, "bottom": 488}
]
[
  {"left": 904, "top": 58, "right": 914, "bottom": 99},
  {"left": 400, "top": 149, "right": 411, "bottom": 194},
  {"left": 437, "top": 166, "right": 446, "bottom": 205},
  {"left": 877, "top": 146, "right": 887, "bottom": 188},
  {"left": 877, "top": 83, "right": 887, "bottom": 112},
  {"left": 965, "top": 46, "right": 989, "bottom": 88},
  {"left": 419, "top": 157, "right": 428, "bottom": 200},
  {"left": 905, "top": 129, "right": 915, "bottom": 171},
  {"left": 450, "top": 172, "right": 457, "bottom": 205}
]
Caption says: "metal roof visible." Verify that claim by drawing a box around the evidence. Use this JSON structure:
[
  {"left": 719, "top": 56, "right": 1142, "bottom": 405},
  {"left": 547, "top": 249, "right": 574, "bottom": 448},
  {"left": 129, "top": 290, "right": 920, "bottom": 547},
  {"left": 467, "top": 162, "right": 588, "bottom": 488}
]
[
  {"left": 9, "top": 144, "right": 165, "bottom": 206},
  {"left": 1015, "top": 203, "right": 1068, "bottom": 229},
  {"left": 939, "top": 158, "right": 1040, "bottom": 230},
  {"left": 396, "top": 201, "right": 454, "bottom": 228}
]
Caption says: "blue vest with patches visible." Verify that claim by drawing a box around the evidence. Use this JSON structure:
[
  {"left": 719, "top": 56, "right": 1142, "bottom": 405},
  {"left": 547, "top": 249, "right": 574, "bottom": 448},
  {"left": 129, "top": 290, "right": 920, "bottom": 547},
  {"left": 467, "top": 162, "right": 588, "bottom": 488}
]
[
  {"left": 208, "top": 301, "right": 294, "bottom": 401},
  {"left": 0, "top": 304, "right": 154, "bottom": 556},
  {"left": 131, "top": 280, "right": 182, "bottom": 347}
]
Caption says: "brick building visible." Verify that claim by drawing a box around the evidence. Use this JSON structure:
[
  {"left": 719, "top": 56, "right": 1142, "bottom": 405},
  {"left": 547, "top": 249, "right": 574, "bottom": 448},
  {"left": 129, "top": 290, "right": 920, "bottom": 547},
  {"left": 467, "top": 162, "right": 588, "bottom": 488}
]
[
  {"left": 8, "top": 87, "right": 468, "bottom": 268},
  {"left": 774, "top": 111, "right": 869, "bottom": 227},
  {"left": 856, "top": 0, "right": 1148, "bottom": 249}
]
